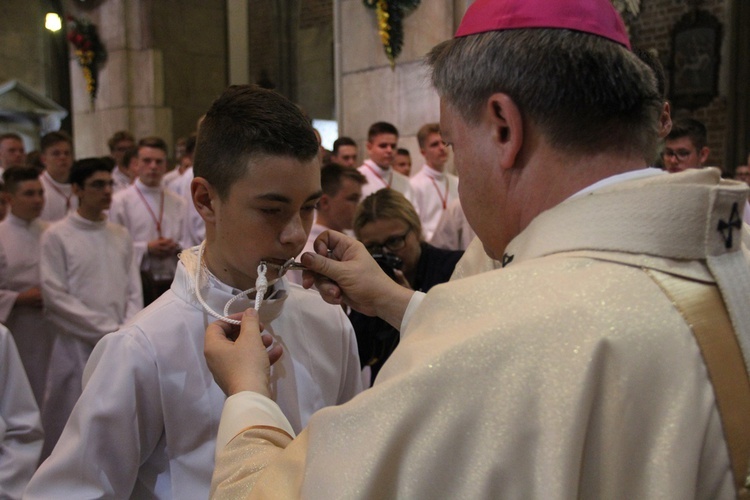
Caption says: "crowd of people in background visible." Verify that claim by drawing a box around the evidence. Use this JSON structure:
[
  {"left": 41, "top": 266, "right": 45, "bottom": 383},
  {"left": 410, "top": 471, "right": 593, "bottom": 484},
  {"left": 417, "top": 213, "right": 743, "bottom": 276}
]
[{"left": 1, "top": 35, "right": 750, "bottom": 495}]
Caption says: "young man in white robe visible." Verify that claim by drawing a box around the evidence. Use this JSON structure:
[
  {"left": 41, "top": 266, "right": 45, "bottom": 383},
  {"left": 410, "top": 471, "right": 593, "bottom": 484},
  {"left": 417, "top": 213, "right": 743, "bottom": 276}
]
[
  {"left": 204, "top": 0, "right": 750, "bottom": 497},
  {"left": 0, "top": 323, "right": 43, "bottom": 500},
  {"left": 107, "top": 130, "right": 136, "bottom": 193},
  {"left": 38, "top": 131, "right": 77, "bottom": 223},
  {"left": 109, "top": 137, "right": 185, "bottom": 304},
  {"left": 0, "top": 167, "right": 55, "bottom": 408},
  {"left": 173, "top": 135, "right": 206, "bottom": 249},
  {"left": 0, "top": 133, "right": 26, "bottom": 176},
  {"left": 287, "top": 164, "right": 365, "bottom": 286},
  {"left": 330, "top": 136, "right": 358, "bottom": 168},
  {"left": 409, "top": 123, "right": 459, "bottom": 241},
  {"left": 37, "top": 158, "right": 143, "bottom": 460},
  {"left": 429, "top": 197, "right": 475, "bottom": 251},
  {"left": 358, "top": 122, "right": 416, "bottom": 204},
  {"left": 25, "top": 85, "right": 363, "bottom": 499},
  {"left": 164, "top": 134, "right": 196, "bottom": 198}
]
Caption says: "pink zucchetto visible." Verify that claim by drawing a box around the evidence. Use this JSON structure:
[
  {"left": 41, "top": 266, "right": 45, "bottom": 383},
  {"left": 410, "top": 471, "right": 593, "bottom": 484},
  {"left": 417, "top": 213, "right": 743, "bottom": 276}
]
[{"left": 455, "top": 0, "right": 631, "bottom": 49}]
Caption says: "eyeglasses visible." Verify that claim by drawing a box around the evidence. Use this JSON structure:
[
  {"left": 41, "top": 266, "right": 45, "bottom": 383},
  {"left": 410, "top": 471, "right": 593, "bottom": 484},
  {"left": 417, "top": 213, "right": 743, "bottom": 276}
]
[
  {"left": 661, "top": 148, "right": 694, "bottom": 161},
  {"left": 85, "top": 179, "right": 115, "bottom": 190},
  {"left": 364, "top": 229, "right": 411, "bottom": 255}
]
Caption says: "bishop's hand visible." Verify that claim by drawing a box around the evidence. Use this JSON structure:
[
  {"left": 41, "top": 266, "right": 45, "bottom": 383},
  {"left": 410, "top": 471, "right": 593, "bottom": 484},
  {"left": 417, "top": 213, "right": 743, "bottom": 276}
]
[{"left": 300, "top": 230, "right": 414, "bottom": 330}]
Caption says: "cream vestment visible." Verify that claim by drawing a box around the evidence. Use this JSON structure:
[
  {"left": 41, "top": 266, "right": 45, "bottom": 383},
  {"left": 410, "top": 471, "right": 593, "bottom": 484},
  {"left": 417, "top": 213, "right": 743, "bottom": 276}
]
[{"left": 211, "top": 169, "right": 750, "bottom": 499}]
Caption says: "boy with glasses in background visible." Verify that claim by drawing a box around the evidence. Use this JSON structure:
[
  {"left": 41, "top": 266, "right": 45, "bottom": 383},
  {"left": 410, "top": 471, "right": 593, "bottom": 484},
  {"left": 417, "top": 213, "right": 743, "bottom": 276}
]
[
  {"left": 38, "top": 157, "right": 142, "bottom": 460},
  {"left": 662, "top": 118, "right": 710, "bottom": 173}
]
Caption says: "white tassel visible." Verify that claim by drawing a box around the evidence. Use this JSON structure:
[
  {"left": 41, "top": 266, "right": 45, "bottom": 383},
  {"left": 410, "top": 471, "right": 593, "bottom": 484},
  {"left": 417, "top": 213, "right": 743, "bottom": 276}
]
[{"left": 254, "top": 263, "right": 268, "bottom": 311}]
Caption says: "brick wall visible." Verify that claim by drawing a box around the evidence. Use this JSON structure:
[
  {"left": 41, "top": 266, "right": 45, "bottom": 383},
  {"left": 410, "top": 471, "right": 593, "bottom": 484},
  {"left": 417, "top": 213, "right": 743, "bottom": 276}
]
[{"left": 630, "top": 0, "right": 728, "bottom": 170}]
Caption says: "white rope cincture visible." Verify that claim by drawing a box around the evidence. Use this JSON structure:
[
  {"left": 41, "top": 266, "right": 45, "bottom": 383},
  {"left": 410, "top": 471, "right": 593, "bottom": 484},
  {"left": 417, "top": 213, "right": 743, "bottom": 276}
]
[
  {"left": 193, "top": 241, "right": 280, "bottom": 325},
  {"left": 254, "top": 263, "right": 268, "bottom": 311}
]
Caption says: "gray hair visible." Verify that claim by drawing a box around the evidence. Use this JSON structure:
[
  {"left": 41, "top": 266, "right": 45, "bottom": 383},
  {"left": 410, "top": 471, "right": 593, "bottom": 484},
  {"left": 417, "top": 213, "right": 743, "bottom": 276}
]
[{"left": 428, "top": 29, "right": 663, "bottom": 161}]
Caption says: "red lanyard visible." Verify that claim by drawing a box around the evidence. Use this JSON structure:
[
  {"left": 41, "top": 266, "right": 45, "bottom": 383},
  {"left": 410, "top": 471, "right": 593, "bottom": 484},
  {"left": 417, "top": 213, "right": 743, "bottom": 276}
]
[
  {"left": 430, "top": 176, "right": 449, "bottom": 210},
  {"left": 134, "top": 185, "right": 164, "bottom": 237},
  {"left": 364, "top": 164, "right": 391, "bottom": 188},
  {"left": 43, "top": 172, "right": 73, "bottom": 210}
]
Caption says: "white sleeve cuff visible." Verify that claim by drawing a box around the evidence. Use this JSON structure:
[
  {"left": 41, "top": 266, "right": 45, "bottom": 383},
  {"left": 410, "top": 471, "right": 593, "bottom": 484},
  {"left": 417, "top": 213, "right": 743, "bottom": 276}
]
[
  {"left": 215, "top": 392, "right": 296, "bottom": 456},
  {"left": 400, "top": 291, "right": 426, "bottom": 335}
]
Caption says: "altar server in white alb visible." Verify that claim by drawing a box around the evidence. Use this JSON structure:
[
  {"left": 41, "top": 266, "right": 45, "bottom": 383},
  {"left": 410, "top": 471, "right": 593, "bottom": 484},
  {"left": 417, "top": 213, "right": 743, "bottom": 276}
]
[
  {"left": 38, "top": 131, "right": 76, "bottom": 223},
  {"left": 0, "top": 133, "right": 26, "bottom": 177},
  {"left": 0, "top": 324, "right": 43, "bottom": 500},
  {"left": 25, "top": 85, "right": 362, "bottom": 499},
  {"left": 430, "top": 197, "right": 475, "bottom": 251},
  {"left": 107, "top": 130, "right": 136, "bottom": 193},
  {"left": 38, "top": 158, "right": 142, "bottom": 460},
  {"left": 165, "top": 133, "right": 196, "bottom": 198},
  {"left": 174, "top": 135, "right": 207, "bottom": 249},
  {"left": 109, "top": 136, "right": 185, "bottom": 304},
  {"left": 358, "top": 121, "right": 415, "bottom": 203},
  {"left": 0, "top": 168, "right": 55, "bottom": 408},
  {"left": 287, "top": 164, "right": 365, "bottom": 286},
  {"left": 409, "top": 123, "right": 459, "bottom": 241},
  {"left": 205, "top": 0, "right": 750, "bottom": 497}
]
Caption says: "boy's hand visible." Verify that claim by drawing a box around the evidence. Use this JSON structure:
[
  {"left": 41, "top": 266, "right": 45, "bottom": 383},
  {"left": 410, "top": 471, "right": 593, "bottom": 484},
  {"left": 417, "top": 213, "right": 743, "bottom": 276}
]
[
  {"left": 204, "top": 309, "right": 283, "bottom": 398},
  {"left": 16, "top": 286, "right": 43, "bottom": 308},
  {"left": 148, "top": 237, "right": 179, "bottom": 257}
]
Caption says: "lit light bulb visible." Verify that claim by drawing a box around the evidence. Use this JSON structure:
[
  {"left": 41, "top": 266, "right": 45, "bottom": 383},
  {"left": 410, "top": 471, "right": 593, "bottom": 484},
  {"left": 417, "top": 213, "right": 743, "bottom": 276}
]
[{"left": 45, "top": 13, "right": 62, "bottom": 32}]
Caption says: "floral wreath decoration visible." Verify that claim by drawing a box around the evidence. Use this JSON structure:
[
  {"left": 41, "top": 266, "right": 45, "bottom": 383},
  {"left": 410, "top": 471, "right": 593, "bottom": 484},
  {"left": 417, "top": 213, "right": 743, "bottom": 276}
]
[
  {"left": 66, "top": 15, "right": 107, "bottom": 102},
  {"left": 363, "top": 0, "right": 421, "bottom": 67}
]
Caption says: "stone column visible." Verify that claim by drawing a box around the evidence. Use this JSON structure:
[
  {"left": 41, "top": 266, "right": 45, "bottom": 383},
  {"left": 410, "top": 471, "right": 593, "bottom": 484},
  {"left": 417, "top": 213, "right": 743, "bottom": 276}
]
[{"left": 66, "top": 0, "right": 171, "bottom": 158}]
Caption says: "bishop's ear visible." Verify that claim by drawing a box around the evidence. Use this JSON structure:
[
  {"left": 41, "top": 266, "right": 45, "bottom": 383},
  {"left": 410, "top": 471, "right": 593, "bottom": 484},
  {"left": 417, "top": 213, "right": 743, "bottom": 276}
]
[
  {"left": 486, "top": 93, "right": 523, "bottom": 171},
  {"left": 191, "top": 177, "right": 216, "bottom": 223}
]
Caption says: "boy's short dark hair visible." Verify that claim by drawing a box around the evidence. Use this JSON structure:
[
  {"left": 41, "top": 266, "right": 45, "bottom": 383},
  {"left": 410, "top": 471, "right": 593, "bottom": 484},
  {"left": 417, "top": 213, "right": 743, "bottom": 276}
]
[
  {"left": 367, "top": 122, "right": 399, "bottom": 142},
  {"left": 185, "top": 134, "right": 197, "bottom": 157},
  {"left": 193, "top": 85, "right": 319, "bottom": 200},
  {"left": 69, "top": 157, "right": 114, "bottom": 188},
  {"left": 108, "top": 130, "right": 135, "bottom": 152},
  {"left": 2, "top": 167, "right": 40, "bottom": 194},
  {"left": 666, "top": 118, "right": 707, "bottom": 150},
  {"left": 138, "top": 136, "right": 168, "bottom": 155},
  {"left": 25, "top": 151, "right": 44, "bottom": 173},
  {"left": 40, "top": 131, "right": 72, "bottom": 153},
  {"left": 320, "top": 163, "right": 366, "bottom": 196},
  {"left": 123, "top": 147, "right": 139, "bottom": 167},
  {"left": 396, "top": 148, "right": 411, "bottom": 157},
  {"left": 332, "top": 136, "right": 357, "bottom": 155},
  {"left": 417, "top": 123, "right": 441, "bottom": 149},
  {"left": 0, "top": 132, "right": 23, "bottom": 143}
]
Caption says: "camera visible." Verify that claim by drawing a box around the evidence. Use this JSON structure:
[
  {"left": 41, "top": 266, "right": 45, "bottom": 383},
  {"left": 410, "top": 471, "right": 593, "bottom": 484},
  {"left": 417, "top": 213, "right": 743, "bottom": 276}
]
[{"left": 372, "top": 253, "right": 403, "bottom": 281}]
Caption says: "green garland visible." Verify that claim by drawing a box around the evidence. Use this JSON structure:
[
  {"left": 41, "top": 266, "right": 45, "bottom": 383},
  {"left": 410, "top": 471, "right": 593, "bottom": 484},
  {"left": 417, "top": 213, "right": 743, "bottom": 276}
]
[{"left": 363, "top": 0, "right": 420, "bottom": 67}]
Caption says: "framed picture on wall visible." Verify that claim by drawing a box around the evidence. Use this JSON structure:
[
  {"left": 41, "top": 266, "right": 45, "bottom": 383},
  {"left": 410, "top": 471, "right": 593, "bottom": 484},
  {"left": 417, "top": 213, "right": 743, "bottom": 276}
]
[{"left": 669, "top": 9, "right": 723, "bottom": 110}]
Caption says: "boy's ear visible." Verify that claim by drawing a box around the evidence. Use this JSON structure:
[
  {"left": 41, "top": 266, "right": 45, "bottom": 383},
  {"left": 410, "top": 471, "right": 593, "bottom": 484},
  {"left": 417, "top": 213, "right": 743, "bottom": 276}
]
[
  {"left": 317, "top": 193, "right": 330, "bottom": 212},
  {"left": 191, "top": 177, "right": 217, "bottom": 223},
  {"left": 698, "top": 146, "right": 710, "bottom": 165}
]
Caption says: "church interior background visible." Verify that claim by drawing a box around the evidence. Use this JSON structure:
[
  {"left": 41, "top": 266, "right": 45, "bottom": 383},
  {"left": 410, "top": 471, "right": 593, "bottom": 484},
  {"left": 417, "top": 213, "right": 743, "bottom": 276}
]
[{"left": 1, "top": 0, "right": 749, "bottom": 174}]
